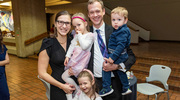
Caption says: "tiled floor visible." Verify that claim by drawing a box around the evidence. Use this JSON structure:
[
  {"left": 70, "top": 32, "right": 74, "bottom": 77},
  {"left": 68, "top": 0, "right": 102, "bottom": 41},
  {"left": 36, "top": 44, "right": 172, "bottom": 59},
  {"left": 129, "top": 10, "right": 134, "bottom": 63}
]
[
  {"left": 5, "top": 41, "right": 180, "bottom": 100},
  {"left": 6, "top": 55, "right": 51, "bottom": 100}
]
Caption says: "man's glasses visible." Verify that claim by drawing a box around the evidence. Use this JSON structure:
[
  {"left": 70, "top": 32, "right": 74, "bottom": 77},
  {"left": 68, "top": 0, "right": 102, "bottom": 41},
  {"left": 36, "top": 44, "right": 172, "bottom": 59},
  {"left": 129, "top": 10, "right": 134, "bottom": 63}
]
[{"left": 56, "top": 20, "right": 71, "bottom": 26}]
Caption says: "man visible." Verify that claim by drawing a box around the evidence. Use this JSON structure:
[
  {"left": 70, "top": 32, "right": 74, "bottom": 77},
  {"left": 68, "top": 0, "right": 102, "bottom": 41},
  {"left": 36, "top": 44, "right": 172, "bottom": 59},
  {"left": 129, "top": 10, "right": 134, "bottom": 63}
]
[{"left": 87, "top": 0, "right": 136, "bottom": 100}]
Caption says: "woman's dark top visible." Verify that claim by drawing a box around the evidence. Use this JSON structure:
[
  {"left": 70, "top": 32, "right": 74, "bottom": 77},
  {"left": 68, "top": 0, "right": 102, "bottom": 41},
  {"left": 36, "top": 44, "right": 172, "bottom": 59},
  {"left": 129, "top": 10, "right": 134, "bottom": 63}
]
[{"left": 39, "top": 36, "right": 71, "bottom": 100}]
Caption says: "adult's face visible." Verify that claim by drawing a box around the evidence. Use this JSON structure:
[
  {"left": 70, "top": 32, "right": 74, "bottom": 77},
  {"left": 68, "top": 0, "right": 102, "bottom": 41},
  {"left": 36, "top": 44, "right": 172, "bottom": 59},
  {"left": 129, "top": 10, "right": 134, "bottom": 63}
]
[
  {"left": 55, "top": 15, "right": 71, "bottom": 36},
  {"left": 88, "top": 1, "right": 105, "bottom": 29}
]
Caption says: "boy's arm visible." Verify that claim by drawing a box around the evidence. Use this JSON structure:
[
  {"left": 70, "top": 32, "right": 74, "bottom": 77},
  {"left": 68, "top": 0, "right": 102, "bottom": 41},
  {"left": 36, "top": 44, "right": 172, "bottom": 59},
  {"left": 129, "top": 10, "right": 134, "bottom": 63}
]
[
  {"left": 109, "top": 30, "right": 129, "bottom": 61},
  {"left": 103, "top": 47, "right": 136, "bottom": 72}
]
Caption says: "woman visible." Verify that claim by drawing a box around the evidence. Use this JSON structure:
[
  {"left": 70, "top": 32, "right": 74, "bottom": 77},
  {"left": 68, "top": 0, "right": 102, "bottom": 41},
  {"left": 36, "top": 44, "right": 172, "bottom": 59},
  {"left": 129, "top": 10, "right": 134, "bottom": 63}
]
[
  {"left": 0, "top": 29, "right": 10, "bottom": 100},
  {"left": 38, "top": 11, "right": 75, "bottom": 100}
]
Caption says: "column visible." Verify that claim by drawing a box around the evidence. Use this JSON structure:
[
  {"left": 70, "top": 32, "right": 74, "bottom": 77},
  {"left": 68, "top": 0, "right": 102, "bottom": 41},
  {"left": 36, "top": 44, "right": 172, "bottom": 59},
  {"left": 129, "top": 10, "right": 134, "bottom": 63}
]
[{"left": 12, "top": 0, "right": 47, "bottom": 57}]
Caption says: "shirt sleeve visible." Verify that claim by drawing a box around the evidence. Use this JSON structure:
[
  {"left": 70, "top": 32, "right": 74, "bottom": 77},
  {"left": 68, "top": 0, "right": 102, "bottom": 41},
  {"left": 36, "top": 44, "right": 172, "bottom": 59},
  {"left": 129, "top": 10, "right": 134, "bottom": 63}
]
[
  {"left": 123, "top": 47, "right": 136, "bottom": 71},
  {"left": 38, "top": 38, "right": 53, "bottom": 57},
  {"left": 77, "top": 32, "right": 94, "bottom": 50},
  {"left": 118, "top": 63, "right": 126, "bottom": 72},
  {"left": 3, "top": 45, "right": 7, "bottom": 52}
]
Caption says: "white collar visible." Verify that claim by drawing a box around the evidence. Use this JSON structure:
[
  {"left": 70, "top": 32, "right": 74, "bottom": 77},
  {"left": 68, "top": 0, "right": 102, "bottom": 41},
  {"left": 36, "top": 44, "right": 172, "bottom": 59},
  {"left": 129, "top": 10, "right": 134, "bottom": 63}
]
[{"left": 93, "top": 22, "right": 105, "bottom": 33}]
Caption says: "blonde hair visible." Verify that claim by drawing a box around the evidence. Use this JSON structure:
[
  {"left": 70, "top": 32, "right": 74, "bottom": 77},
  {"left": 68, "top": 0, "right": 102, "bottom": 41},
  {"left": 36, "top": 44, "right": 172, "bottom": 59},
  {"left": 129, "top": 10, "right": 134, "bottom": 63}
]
[
  {"left": 78, "top": 70, "right": 97, "bottom": 100},
  {"left": 111, "top": 7, "right": 128, "bottom": 19},
  {"left": 87, "top": 0, "right": 104, "bottom": 10},
  {"left": 72, "top": 13, "right": 89, "bottom": 31}
]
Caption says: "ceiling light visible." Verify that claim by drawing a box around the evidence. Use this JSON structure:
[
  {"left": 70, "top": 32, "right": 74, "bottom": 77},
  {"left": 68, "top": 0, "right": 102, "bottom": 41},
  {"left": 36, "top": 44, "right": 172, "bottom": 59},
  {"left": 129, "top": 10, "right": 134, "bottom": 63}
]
[{"left": 0, "top": 2, "right": 11, "bottom": 6}]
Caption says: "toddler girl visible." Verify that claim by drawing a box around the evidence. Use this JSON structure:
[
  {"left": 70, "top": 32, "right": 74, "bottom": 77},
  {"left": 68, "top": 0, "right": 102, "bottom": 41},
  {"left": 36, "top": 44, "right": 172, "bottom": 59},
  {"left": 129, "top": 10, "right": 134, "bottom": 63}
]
[
  {"left": 66, "top": 69, "right": 102, "bottom": 100},
  {"left": 62, "top": 13, "right": 95, "bottom": 92}
]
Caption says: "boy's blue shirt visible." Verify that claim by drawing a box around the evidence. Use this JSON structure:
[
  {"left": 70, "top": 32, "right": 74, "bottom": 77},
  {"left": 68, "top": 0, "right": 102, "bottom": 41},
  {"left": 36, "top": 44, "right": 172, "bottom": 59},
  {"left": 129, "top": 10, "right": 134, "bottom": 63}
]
[{"left": 108, "top": 24, "right": 131, "bottom": 64}]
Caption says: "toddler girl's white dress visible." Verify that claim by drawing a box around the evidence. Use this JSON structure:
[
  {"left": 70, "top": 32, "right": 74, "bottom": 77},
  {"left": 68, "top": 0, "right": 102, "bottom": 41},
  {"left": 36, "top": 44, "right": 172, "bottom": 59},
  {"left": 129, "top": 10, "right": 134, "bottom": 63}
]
[{"left": 65, "top": 32, "right": 95, "bottom": 77}]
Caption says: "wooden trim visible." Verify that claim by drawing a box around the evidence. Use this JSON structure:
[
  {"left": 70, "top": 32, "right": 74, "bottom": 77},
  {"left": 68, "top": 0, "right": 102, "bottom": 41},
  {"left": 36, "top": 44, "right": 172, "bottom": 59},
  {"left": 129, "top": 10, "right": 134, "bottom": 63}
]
[
  {"left": 127, "top": 25, "right": 139, "bottom": 32},
  {"left": 25, "top": 32, "right": 48, "bottom": 46},
  {"left": 4, "top": 42, "right": 16, "bottom": 46},
  {"left": 150, "top": 40, "right": 180, "bottom": 43},
  {"left": 130, "top": 43, "right": 139, "bottom": 45}
]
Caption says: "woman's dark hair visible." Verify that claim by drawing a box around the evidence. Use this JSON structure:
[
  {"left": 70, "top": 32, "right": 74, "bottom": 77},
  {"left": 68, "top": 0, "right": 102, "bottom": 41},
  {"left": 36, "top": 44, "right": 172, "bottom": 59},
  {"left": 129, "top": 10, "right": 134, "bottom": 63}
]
[
  {"left": 0, "top": 29, "right": 4, "bottom": 53},
  {"left": 51, "top": 11, "right": 71, "bottom": 38}
]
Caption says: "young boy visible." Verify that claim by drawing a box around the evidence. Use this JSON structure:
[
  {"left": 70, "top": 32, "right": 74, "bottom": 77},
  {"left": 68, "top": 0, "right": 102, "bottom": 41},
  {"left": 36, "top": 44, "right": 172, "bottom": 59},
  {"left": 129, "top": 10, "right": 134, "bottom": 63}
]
[{"left": 99, "top": 7, "right": 132, "bottom": 96}]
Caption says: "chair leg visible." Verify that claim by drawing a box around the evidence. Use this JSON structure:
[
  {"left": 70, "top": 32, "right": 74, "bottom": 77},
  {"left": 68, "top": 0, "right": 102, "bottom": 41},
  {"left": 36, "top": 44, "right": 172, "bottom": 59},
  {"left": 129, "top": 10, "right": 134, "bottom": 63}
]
[
  {"left": 167, "top": 92, "right": 169, "bottom": 100},
  {"left": 148, "top": 95, "right": 149, "bottom": 100},
  {"left": 155, "top": 94, "right": 157, "bottom": 100}
]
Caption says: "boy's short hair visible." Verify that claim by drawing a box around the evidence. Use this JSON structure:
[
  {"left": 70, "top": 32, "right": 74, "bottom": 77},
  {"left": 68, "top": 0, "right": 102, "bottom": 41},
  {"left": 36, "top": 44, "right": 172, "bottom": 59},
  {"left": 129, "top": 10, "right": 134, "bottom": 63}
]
[
  {"left": 87, "top": 0, "right": 104, "bottom": 10},
  {"left": 111, "top": 7, "right": 128, "bottom": 19}
]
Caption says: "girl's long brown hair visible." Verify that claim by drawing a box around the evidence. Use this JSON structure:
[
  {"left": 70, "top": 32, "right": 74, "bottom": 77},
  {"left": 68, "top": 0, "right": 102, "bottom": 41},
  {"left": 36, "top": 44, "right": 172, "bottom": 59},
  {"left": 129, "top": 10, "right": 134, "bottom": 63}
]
[
  {"left": 78, "top": 70, "right": 97, "bottom": 100},
  {"left": 0, "top": 29, "right": 4, "bottom": 53}
]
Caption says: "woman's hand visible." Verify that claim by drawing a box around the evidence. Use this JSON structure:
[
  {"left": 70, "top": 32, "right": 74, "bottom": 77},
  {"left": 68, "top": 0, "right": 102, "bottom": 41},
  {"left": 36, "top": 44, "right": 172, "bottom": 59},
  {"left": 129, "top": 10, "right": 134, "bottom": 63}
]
[
  {"left": 64, "top": 57, "right": 69, "bottom": 66},
  {"left": 61, "top": 83, "right": 75, "bottom": 94}
]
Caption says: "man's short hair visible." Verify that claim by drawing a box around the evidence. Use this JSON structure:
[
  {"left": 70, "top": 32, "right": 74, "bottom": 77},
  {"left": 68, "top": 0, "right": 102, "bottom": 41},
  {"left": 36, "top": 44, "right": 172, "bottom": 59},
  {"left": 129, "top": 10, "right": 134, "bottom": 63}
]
[{"left": 87, "top": 0, "right": 104, "bottom": 10}]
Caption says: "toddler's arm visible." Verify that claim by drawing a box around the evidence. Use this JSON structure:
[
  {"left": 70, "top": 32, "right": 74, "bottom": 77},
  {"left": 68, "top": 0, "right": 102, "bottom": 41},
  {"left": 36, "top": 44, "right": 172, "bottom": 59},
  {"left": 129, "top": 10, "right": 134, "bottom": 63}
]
[
  {"left": 109, "top": 30, "right": 130, "bottom": 62},
  {"left": 77, "top": 32, "right": 94, "bottom": 50},
  {"left": 104, "top": 57, "right": 114, "bottom": 64}
]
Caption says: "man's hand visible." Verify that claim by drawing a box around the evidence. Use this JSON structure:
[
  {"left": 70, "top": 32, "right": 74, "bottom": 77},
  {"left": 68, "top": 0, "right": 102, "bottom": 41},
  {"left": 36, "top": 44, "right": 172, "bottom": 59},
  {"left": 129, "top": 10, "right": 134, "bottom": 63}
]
[{"left": 103, "top": 60, "right": 119, "bottom": 72}]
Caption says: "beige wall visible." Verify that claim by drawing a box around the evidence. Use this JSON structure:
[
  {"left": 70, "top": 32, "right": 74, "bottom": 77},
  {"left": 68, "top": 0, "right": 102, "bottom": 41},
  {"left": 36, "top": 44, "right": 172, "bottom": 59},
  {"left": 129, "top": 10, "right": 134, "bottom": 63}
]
[
  {"left": 47, "top": 0, "right": 180, "bottom": 41},
  {"left": 46, "top": 3, "right": 111, "bottom": 30},
  {"left": 104, "top": 0, "right": 180, "bottom": 41},
  {"left": 12, "top": 0, "right": 47, "bottom": 57}
]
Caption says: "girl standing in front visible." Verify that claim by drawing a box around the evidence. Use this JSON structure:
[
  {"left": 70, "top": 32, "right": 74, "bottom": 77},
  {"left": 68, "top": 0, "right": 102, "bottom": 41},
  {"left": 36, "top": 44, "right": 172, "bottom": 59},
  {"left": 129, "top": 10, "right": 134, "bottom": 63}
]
[
  {"left": 66, "top": 69, "right": 102, "bottom": 100},
  {"left": 0, "top": 29, "right": 10, "bottom": 100},
  {"left": 62, "top": 13, "right": 95, "bottom": 91}
]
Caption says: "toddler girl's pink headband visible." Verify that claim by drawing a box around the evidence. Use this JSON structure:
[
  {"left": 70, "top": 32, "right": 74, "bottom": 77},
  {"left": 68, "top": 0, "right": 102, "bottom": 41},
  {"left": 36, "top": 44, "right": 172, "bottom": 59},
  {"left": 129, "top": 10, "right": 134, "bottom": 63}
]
[
  {"left": 83, "top": 69, "right": 94, "bottom": 81},
  {"left": 72, "top": 16, "right": 86, "bottom": 22}
]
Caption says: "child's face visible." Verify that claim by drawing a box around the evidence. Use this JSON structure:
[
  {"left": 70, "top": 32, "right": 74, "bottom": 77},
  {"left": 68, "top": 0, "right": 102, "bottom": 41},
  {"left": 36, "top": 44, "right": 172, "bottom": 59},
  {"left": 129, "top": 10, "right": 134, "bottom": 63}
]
[
  {"left": 78, "top": 76, "right": 94, "bottom": 95},
  {"left": 111, "top": 13, "right": 128, "bottom": 30},
  {"left": 72, "top": 18, "right": 87, "bottom": 34}
]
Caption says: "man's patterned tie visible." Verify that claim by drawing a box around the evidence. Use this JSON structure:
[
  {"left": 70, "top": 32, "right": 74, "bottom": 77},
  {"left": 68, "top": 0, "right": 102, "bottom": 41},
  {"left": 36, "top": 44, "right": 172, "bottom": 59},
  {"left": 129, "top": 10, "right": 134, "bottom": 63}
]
[{"left": 96, "top": 29, "right": 108, "bottom": 58}]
